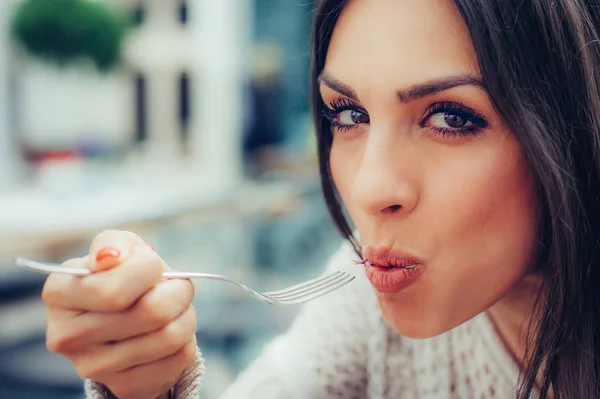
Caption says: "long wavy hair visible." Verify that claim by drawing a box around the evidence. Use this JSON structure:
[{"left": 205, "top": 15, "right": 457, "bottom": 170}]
[{"left": 311, "top": 1, "right": 600, "bottom": 398}]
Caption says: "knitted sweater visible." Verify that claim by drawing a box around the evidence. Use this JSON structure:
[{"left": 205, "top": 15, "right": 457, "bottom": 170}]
[{"left": 85, "top": 241, "right": 523, "bottom": 399}]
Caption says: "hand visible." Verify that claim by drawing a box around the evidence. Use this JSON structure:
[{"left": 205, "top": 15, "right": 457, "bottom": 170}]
[{"left": 42, "top": 230, "right": 198, "bottom": 399}]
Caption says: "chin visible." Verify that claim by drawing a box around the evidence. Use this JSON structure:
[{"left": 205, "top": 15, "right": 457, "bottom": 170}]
[{"left": 377, "top": 295, "right": 452, "bottom": 339}]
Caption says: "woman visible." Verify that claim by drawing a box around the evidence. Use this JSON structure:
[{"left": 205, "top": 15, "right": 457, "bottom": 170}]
[{"left": 42, "top": 0, "right": 600, "bottom": 397}]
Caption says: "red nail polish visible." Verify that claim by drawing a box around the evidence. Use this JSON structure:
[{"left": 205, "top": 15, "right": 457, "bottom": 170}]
[
  {"left": 96, "top": 247, "right": 121, "bottom": 263},
  {"left": 145, "top": 243, "right": 156, "bottom": 252}
]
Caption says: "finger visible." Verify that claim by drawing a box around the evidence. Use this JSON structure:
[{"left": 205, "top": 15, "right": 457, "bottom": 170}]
[
  {"left": 96, "top": 339, "right": 197, "bottom": 399},
  {"left": 42, "top": 256, "right": 89, "bottom": 309},
  {"left": 44, "top": 246, "right": 165, "bottom": 312},
  {"left": 91, "top": 277, "right": 194, "bottom": 344},
  {"left": 47, "top": 278, "right": 195, "bottom": 351},
  {"left": 87, "top": 230, "right": 145, "bottom": 272},
  {"left": 75, "top": 307, "right": 197, "bottom": 379},
  {"left": 102, "top": 306, "right": 196, "bottom": 372}
]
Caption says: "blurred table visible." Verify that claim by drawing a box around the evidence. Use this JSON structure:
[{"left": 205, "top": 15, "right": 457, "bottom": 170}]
[{"left": 0, "top": 170, "right": 305, "bottom": 261}]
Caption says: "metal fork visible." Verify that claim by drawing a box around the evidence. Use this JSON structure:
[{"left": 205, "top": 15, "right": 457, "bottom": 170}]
[{"left": 15, "top": 257, "right": 355, "bottom": 306}]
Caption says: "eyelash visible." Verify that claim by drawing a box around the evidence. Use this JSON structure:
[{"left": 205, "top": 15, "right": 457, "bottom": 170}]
[
  {"left": 421, "top": 102, "right": 488, "bottom": 136},
  {"left": 322, "top": 99, "right": 489, "bottom": 136},
  {"left": 322, "top": 98, "right": 365, "bottom": 133}
]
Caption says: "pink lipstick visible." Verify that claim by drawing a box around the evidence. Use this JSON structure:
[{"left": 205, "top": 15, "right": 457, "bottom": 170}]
[{"left": 360, "top": 247, "right": 425, "bottom": 293}]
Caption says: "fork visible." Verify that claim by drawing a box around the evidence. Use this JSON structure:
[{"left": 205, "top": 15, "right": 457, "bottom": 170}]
[{"left": 15, "top": 257, "right": 355, "bottom": 306}]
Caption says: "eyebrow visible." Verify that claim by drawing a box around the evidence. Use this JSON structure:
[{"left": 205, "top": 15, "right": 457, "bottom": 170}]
[{"left": 318, "top": 70, "right": 484, "bottom": 103}]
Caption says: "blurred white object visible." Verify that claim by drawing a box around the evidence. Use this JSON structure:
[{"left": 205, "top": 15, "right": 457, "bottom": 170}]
[
  {"left": 124, "top": 0, "right": 192, "bottom": 160},
  {"left": 187, "top": 0, "right": 252, "bottom": 191},
  {"left": 123, "top": 0, "right": 252, "bottom": 190},
  {"left": 19, "top": 63, "right": 134, "bottom": 150}
]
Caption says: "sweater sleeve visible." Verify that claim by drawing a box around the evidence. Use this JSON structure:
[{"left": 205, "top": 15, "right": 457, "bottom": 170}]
[
  {"left": 84, "top": 349, "right": 205, "bottom": 399},
  {"left": 85, "top": 241, "right": 375, "bottom": 399}
]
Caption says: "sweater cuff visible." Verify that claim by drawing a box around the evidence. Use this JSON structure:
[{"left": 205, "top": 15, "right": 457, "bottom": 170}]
[
  {"left": 84, "top": 347, "right": 206, "bottom": 399},
  {"left": 173, "top": 347, "right": 206, "bottom": 398}
]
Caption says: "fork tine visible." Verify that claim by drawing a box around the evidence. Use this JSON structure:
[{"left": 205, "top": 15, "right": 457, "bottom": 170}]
[
  {"left": 268, "top": 272, "right": 350, "bottom": 299},
  {"left": 267, "top": 274, "right": 346, "bottom": 300},
  {"left": 264, "top": 271, "right": 344, "bottom": 296},
  {"left": 267, "top": 272, "right": 353, "bottom": 301},
  {"left": 274, "top": 275, "right": 355, "bottom": 304}
]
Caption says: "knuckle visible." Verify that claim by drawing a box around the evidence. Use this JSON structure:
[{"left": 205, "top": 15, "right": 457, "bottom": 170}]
[
  {"left": 178, "top": 340, "right": 198, "bottom": 367},
  {"left": 125, "top": 251, "right": 164, "bottom": 286},
  {"left": 175, "top": 279, "right": 195, "bottom": 304},
  {"left": 186, "top": 280, "right": 196, "bottom": 299},
  {"left": 72, "top": 351, "right": 112, "bottom": 382},
  {"left": 105, "top": 294, "right": 131, "bottom": 312},
  {"left": 160, "top": 308, "right": 197, "bottom": 356},
  {"left": 85, "top": 280, "right": 131, "bottom": 311},
  {"left": 139, "top": 282, "right": 194, "bottom": 330},
  {"left": 76, "top": 362, "right": 103, "bottom": 381},
  {"left": 143, "top": 297, "right": 176, "bottom": 329},
  {"left": 66, "top": 353, "right": 104, "bottom": 381},
  {"left": 160, "top": 321, "right": 189, "bottom": 351},
  {"left": 45, "top": 331, "right": 63, "bottom": 353},
  {"left": 41, "top": 277, "right": 60, "bottom": 306},
  {"left": 99, "top": 285, "right": 130, "bottom": 311},
  {"left": 169, "top": 281, "right": 194, "bottom": 307},
  {"left": 143, "top": 251, "right": 166, "bottom": 276},
  {"left": 184, "top": 306, "right": 197, "bottom": 330},
  {"left": 46, "top": 324, "right": 78, "bottom": 354}
]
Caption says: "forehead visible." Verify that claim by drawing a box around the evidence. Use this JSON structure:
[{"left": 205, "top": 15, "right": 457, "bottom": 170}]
[{"left": 325, "top": 0, "right": 480, "bottom": 91}]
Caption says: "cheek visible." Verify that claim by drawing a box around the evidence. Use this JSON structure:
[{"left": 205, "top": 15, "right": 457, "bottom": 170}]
[
  {"left": 438, "top": 149, "right": 537, "bottom": 306},
  {"left": 379, "top": 140, "right": 538, "bottom": 337},
  {"left": 431, "top": 143, "right": 538, "bottom": 272}
]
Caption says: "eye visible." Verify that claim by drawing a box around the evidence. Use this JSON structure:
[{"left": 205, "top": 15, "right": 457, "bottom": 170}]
[
  {"left": 322, "top": 98, "right": 370, "bottom": 132},
  {"left": 428, "top": 113, "right": 473, "bottom": 129},
  {"left": 421, "top": 102, "right": 488, "bottom": 136},
  {"left": 338, "top": 109, "right": 370, "bottom": 126}
]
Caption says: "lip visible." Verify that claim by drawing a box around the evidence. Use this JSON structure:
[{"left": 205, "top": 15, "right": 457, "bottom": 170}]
[
  {"left": 362, "top": 247, "right": 425, "bottom": 293},
  {"left": 363, "top": 247, "right": 424, "bottom": 268}
]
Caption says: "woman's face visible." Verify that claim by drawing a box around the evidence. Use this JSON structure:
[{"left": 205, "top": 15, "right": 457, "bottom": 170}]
[{"left": 321, "top": 0, "right": 539, "bottom": 338}]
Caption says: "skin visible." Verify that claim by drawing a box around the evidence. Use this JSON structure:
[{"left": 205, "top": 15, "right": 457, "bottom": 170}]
[{"left": 321, "top": 0, "right": 540, "bottom": 365}]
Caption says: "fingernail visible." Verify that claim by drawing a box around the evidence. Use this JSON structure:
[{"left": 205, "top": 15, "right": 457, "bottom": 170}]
[
  {"left": 96, "top": 247, "right": 121, "bottom": 263},
  {"left": 145, "top": 243, "right": 156, "bottom": 252}
]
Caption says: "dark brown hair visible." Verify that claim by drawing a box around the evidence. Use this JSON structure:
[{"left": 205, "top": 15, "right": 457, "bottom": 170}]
[{"left": 311, "top": 1, "right": 600, "bottom": 397}]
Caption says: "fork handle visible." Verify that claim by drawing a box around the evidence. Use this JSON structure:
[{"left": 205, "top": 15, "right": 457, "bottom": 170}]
[{"left": 161, "top": 271, "right": 247, "bottom": 287}]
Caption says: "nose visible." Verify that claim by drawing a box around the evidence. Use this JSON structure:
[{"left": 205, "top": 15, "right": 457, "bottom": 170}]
[{"left": 351, "top": 134, "right": 419, "bottom": 217}]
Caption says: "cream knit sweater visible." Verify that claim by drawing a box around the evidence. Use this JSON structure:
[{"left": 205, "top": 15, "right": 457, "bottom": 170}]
[{"left": 85, "top": 241, "right": 523, "bottom": 398}]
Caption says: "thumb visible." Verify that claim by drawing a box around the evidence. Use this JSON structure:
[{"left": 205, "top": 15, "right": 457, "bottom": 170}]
[{"left": 86, "top": 230, "right": 145, "bottom": 272}]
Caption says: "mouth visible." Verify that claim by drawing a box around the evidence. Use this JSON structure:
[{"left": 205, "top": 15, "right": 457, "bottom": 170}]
[
  {"left": 358, "top": 247, "right": 425, "bottom": 293},
  {"left": 357, "top": 247, "right": 424, "bottom": 269},
  {"left": 353, "top": 260, "right": 419, "bottom": 270}
]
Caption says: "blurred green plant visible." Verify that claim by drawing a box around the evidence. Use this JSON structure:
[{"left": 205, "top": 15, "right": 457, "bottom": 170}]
[{"left": 11, "top": 0, "right": 129, "bottom": 72}]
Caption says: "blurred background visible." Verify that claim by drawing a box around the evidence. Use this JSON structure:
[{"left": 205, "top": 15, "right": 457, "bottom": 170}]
[{"left": 0, "top": 0, "right": 343, "bottom": 397}]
